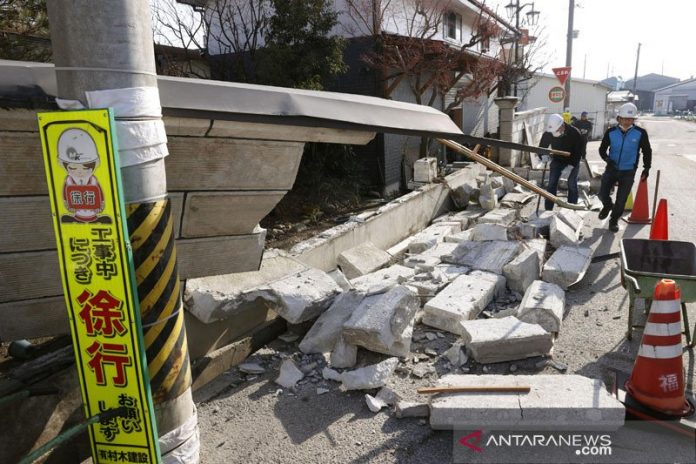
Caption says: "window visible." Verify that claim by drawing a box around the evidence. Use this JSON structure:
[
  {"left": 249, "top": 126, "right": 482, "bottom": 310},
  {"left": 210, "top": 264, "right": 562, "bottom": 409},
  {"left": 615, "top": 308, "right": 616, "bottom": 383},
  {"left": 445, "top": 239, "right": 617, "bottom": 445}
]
[{"left": 445, "top": 11, "right": 461, "bottom": 41}]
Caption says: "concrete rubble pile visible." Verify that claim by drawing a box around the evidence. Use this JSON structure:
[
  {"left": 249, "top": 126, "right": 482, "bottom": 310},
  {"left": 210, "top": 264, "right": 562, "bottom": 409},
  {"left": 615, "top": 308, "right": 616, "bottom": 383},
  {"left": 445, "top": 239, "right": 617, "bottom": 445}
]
[{"left": 218, "top": 170, "right": 611, "bottom": 429}]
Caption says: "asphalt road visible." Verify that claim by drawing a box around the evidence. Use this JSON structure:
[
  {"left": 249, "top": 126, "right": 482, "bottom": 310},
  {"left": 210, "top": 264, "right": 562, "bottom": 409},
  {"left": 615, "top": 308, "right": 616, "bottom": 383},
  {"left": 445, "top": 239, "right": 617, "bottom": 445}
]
[{"left": 194, "top": 116, "right": 696, "bottom": 464}]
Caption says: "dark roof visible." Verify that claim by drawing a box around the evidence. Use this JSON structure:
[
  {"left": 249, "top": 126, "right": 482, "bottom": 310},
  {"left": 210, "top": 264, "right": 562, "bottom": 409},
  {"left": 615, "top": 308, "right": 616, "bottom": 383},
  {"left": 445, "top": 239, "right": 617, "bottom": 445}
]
[{"left": 623, "top": 73, "right": 680, "bottom": 92}]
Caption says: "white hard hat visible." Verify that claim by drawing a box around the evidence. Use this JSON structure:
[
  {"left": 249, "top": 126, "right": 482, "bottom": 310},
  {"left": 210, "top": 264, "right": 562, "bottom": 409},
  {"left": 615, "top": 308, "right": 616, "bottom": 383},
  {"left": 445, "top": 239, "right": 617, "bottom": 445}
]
[
  {"left": 545, "top": 113, "right": 564, "bottom": 133},
  {"left": 57, "top": 128, "right": 99, "bottom": 164},
  {"left": 618, "top": 103, "right": 638, "bottom": 119}
]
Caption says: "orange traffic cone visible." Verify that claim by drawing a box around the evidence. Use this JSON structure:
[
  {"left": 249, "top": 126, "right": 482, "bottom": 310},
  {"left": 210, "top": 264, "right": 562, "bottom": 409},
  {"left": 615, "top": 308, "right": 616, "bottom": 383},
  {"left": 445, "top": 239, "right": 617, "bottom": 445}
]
[
  {"left": 625, "top": 279, "right": 693, "bottom": 416},
  {"left": 625, "top": 177, "right": 651, "bottom": 224},
  {"left": 649, "top": 199, "right": 668, "bottom": 240}
]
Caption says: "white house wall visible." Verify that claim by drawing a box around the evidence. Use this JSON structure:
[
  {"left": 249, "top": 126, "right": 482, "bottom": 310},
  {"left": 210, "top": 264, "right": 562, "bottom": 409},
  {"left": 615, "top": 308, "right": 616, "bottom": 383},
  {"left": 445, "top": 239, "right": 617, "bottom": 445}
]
[{"left": 520, "top": 74, "right": 609, "bottom": 139}]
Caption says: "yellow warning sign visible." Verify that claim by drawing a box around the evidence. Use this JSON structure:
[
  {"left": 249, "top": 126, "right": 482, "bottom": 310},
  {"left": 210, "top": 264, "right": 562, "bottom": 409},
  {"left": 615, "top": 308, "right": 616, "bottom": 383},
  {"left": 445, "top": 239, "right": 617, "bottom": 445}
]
[{"left": 38, "top": 109, "right": 160, "bottom": 464}]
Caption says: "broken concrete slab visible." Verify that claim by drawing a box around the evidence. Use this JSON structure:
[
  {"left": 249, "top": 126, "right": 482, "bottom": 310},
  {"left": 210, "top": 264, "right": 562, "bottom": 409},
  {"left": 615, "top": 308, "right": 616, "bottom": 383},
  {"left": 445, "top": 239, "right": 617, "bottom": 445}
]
[
  {"left": 409, "top": 223, "right": 462, "bottom": 254},
  {"left": 542, "top": 246, "right": 593, "bottom": 290},
  {"left": 275, "top": 359, "right": 305, "bottom": 388},
  {"left": 327, "top": 268, "right": 353, "bottom": 291},
  {"left": 432, "top": 210, "right": 477, "bottom": 230},
  {"left": 503, "top": 248, "right": 540, "bottom": 294},
  {"left": 449, "top": 180, "right": 479, "bottom": 210},
  {"left": 443, "top": 240, "right": 521, "bottom": 275},
  {"left": 299, "top": 290, "right": 365, "bottom": 354},
  {"left": 340, "top": 357, "right": 399, "bottom": 390},
  {"left": 517, "top": 280, "right": 566, "bottom": 333},
  {"left": 331, "top": 335, "right": 357, "bottom": 368},
  {"left": 524, "top": 211, "right": 555, "bottom": 238},
  {"left": 267, "top": 268, "right": 342, "bottom": 324},
  {"left": 469, "top": 223, "right": 508, "bottom": 241},
  {"left": 459, "top": 316, "right": 553, "bottom": 363},
  {"left": 403, "top": 255, "right": 441, "bottom": 271},
  {"left": 395, "top": 401, "right": 430, "bottom": 418},
  {"left": 550, "top": 216, "right": 580, "bottom": 248},
  {"left": 523, "top": 239, "right": 548, "bottom": 268},
  {"left": 429, "top": 374, "right": 625, "bottom": 430},
  {"left": 184, "top": 249, "right": 308, "bottom": 323},
  {"left": 422, "top": 272, "right": 506, "bottom": 335},
  {"left": 420, "top": 242, "right": 459, "bottom": 260},
  {"left": 343, "top": 285, "right": 420, "bottom": 357},
  {"left": 478, "top": 208, "right": 517, "bottom": 227},
  {"left": 336, "top": 242, "right": 391, "bottom": 280},
  {"left": 556, "top": 209, "right": 584, "bottom": 232},
  {"left": 433, "top": 264, "right": 470, "bottom": 282},
  {"left": 386, "top": 236, "right": 415, "bottom": 260},
  {"left": 500, "top": 192, "right": 535, "bottom": 208},
  {"left": 444, "top": 230, "right": 473, "bottom": 243},
  {"left": 349, "top": 264, "right": 415, "bottom": 294}
]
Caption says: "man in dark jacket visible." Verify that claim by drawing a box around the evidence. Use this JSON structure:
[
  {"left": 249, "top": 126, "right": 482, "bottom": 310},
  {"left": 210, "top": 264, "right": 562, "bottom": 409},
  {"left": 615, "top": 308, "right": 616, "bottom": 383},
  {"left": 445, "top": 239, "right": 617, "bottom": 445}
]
[
  {"left": 573, "top": 111, "right": 593, "bottom": 146},
  {"left": 598, "top": 102, "right": 652, "bottom": 232},
  {"left": 539, "top": 113, "right": 586, "bottom": 210}
]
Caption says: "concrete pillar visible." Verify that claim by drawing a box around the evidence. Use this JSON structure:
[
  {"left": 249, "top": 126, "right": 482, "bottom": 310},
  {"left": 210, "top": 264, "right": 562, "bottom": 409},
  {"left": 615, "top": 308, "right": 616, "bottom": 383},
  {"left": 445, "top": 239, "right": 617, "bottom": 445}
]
[{"left": 494, "top": 97, "right": 519, "bottom": 166}]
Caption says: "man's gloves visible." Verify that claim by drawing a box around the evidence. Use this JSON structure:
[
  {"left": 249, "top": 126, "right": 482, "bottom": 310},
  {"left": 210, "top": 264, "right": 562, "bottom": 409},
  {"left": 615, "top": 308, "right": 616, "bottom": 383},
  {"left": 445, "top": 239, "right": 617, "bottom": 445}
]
[{"left": 641, "top": 168, "right": 650, "bottom": 180}]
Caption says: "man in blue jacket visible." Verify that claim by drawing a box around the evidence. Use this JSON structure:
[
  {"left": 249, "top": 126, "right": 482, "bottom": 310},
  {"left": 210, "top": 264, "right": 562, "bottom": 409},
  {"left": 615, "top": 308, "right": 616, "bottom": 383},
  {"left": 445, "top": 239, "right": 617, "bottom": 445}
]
[{"left": 598, "top": 103, "right": 652, "bottom": 232}]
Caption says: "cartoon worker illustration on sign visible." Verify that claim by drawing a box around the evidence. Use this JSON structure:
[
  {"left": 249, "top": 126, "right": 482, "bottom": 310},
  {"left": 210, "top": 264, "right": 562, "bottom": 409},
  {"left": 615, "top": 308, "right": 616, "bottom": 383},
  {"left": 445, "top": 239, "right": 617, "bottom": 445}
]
[{"left": 58, "top": 128, "right": 111, "bottom": 224}]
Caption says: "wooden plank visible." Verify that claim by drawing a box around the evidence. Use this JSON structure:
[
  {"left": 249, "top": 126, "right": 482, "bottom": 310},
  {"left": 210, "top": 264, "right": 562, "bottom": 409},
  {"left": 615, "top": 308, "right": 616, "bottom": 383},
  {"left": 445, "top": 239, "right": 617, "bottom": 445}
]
[
  {"left": 176, "top": 231, "right": 267, "bottom": 279},
  {"left": 0, "top": 109, "right": 40, "bottom": 132},
  {"left": 181, "top": 191, "right": 285, "bottom": 238},
  {"left": 169, "top": 192, "right": 184, "bottom": 239},
  {"left": 166, "top": 137, "right": 303, "bottom": 191},
  {"left": 0, "top": 250, "right": 62, "bottom": 303},
  {"left": 0, "top": 296, "right": 69, "bottom": 341},
  {"left": 191, "top": 318, "right": 286, "bottom": 395},
  {"left": 0, "top": 132, "right": 49, "bottom": 196},
  {"left": 208, "top": 120, "right": 375, "bottom": 145},
  {"left": 0, "top": 230, "right": 265, "bottom": 302},
  {"left": 162, "top": 116, "right": 211, "bottom": 136},
  {"left": 0, "top": 196, "right": 55, "bottom": 252}
]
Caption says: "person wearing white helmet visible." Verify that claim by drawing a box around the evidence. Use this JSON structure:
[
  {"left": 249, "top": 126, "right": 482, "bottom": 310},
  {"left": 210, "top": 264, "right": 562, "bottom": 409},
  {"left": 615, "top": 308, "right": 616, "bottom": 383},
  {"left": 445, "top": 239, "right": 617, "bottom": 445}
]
[
  {"left": 538, "top": 113, "right": 585, "bottom": 210},
  {"left": 597, "top": 102, "right": 652, "bottom": 232},
  {"left": 57, "top": 128, "right": 111, "bottom": 224}
]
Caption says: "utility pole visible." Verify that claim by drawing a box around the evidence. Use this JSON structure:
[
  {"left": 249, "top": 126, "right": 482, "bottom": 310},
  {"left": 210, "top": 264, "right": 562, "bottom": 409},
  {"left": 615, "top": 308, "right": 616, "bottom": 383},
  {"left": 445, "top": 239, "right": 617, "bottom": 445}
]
[
  {"left": 632, "top": 42, "right": 642, "bottom": 97},
  {"left": 583, "top": 54, "right": 587, "bottom": 79},
  {"left": 513, "top": 0, "right": 520, "bottom": 97},
  {"left": 563, "top": 0, "right": 574, "bottom": 109},
  {"left": 46, "top": 1, "right": 198, "bottom": 461}
]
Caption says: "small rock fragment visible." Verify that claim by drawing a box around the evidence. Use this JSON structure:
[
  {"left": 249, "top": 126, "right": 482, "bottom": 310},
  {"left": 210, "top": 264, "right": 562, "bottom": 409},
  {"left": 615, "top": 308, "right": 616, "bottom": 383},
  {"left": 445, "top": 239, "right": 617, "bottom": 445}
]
[
  {"left": 340, "top": 358, "right": 399, "bottom": 390},
  {"left": 316, "top": 388, "right": 330, "bottom": 395},
  {"left": 365, "top": 394, "right": 389, "bottom": 413},
  {"left": 275, "top": 359, "right": 305, "bottom": 388},
  {"left": 238, "top": 363, "right": 265, "bottom": 375},
  {"left": 322, "top": 367, "right": 342, "bottom": 382}
]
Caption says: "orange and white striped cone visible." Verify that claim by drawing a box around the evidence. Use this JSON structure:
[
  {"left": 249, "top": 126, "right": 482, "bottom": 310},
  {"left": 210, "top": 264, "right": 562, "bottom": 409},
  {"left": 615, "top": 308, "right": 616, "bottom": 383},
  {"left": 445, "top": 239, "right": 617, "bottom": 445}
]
[{"left": 625, "top": 279, "right": 694, "bottom": 416}]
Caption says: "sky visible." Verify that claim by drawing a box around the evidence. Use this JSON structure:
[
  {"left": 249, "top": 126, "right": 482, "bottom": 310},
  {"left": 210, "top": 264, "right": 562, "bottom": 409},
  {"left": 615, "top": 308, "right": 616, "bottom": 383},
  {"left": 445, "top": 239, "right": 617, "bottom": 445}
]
[{"left": 486, "top": 0, "right": 696, "bottom": 82}]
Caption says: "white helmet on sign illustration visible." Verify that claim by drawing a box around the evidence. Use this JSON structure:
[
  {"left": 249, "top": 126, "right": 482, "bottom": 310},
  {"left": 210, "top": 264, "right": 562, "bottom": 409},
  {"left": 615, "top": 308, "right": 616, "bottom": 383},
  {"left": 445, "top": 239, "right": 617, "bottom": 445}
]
[{"left": 57, "top": 128, "right": 99, "bottom": 165}]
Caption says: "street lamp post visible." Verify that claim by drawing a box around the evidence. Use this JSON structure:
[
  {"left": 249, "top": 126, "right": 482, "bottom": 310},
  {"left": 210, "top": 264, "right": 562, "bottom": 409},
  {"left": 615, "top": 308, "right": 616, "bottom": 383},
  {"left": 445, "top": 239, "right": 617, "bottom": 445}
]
[{"left": 505, "top": 0, "right": 540, "bottom": 97}]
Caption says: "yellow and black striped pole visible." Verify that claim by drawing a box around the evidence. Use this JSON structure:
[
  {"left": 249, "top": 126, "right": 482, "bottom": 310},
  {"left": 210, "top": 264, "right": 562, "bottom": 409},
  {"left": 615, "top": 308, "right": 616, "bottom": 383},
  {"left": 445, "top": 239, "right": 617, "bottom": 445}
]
[{"left": 127, "top": 199, "right": 191, "bottom": 404}]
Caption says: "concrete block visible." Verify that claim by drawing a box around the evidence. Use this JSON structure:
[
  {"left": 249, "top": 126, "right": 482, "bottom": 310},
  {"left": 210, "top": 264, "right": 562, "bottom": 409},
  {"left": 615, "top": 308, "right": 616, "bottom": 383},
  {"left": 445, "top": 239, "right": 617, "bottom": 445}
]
[
  {"left": 550, "top": 216, "right": 580, "bottom": 248},
  {"left": 524, "top": 239, "right": 548, "bottom": 267},
  {"left": 478, "top": 208, "right": 517, "bottom": 226},
  {"left": 350, "top": 264, "right": 415, "bottom": 294},
  {"left": 395, "top": 401, "right": 430, "bottom": 418},
  {"left": 556, "top": 209, "right": 584, "bottom": 232},
  {"left": 469, "top": 223, "right": 508, "bottom": 241},
  {"left": 403, "top": 255, "right": 441, "bottom": 271},
  {"left": 331, "top": 335, "right": 358, "bottom": 368},
  {"left": 409, "top": 223, "right": 462, "bottom": 254},
  {"left": 430, "top": 375, "right": 625, "bottom": 430},
  {"left": 500, "top": 192, "right": 535, "bottom": 208},
  {"left": 524, "top": 211, "right": 555, "bottom": 237},
  {"left": 414, "top": 157, "right": 437, "bottom": 182},
  {"left": 268, "top": 268, "right": 342, "bottom": 324},
  {"left": 407, "top": 264, "right": 466, "bottom": 302},
  {"left": 299, "top": 290, "right": 365, "bottom": 354},
  {"left": 343, "top": 285, "right": 420, "bottom": 357},
  {"left": 340, "top": 357, "right": 399, "bottom": 390},
  {"left": 420, "top": 242, "right": 459, "bottom": 260},
  {"left": 184, "top": 249, "right": 307, "bottom": 323},
  {"left": 518, "top": 280, "right": 566, "bottom": 333},
  {"left": 328, "top": 268, "right": 353, "bottom": 291},
  {"left": 443, "top": 240, "right": 521, "bottom": 274},
  {"left": 422, "top": 272, "right": 505, "bottom": 335},
  {"left": 336, "top": 242, "right": 391, "bottom": 280},
  {"left": 503, "top": 248, "right": 540, "bottom": 294},
  {"left": 386, "top": 236, "right": 415, "bottom": 260},
  {"left": 444, "top": 230, "right": 473, "bottom": 243},
  {"left": 459, "top": 316, "right": 553, "bottom": 363},
  {"left": 433, "top": 264, "right": 470, "bottom": 282},
  {"left": 542, "top": 246, "right": 593, "bottom": 290}
]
